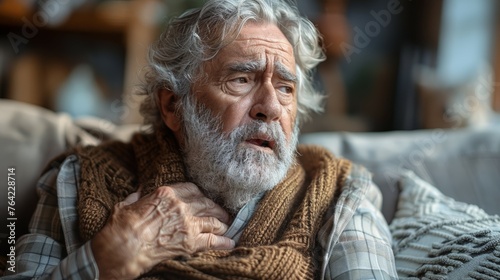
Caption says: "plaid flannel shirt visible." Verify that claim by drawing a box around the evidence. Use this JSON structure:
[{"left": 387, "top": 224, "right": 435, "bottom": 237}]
[{"left": 4, "top": 154, "right": 397, "bottom": 279}]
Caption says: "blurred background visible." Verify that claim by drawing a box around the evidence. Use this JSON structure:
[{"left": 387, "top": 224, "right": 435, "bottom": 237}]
[{"left": 0, "top": 0, "right": 499, "bottom": 132}]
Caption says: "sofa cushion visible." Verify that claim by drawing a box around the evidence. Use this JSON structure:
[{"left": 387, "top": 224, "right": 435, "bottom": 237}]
[
  {"left": 0, "top": 100, "right": 138, "bottom": 255},
  {"left": 299, "top": 128, "right": 500, "bottom": 222},
  {"left": 0, "top": 100, "right": 92, "bottom": 242},
  {"left": 389, "top": 171, "right": 500, "bottom": 279}
]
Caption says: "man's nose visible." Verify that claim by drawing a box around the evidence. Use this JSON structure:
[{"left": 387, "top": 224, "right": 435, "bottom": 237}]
[{"left": 249, "top": 82, "right": 282, "bottom": 122}]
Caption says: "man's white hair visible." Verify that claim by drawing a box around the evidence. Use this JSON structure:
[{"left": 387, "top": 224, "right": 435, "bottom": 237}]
[{"left": 138, "top": 0, "right": 325, "bottom": 130}]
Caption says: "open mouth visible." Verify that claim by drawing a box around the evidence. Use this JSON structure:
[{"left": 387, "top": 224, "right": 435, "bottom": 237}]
[{"left": 246, "top": 137, "right": 276, "bottom": 150}]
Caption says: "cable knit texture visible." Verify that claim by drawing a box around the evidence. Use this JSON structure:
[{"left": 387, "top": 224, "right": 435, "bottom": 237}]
[
  {"left": 390, "top": 171, "right": 500, "bottom": 280},
  {"left": 75, "top": 130, "right": 351, "bottom": 279}
]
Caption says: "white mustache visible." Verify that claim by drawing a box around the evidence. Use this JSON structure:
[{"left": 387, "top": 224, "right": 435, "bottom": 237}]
[{"left": 227, "top": 120, "right": 287, "bottom": 156}]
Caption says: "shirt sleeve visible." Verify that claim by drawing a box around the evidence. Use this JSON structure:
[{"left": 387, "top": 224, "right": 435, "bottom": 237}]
[
  {"left": 3, "top": 156, "right": 99, "bottom": 279},
  {"left": 318, "top": 164, "right": 398, "bottom": 280}
]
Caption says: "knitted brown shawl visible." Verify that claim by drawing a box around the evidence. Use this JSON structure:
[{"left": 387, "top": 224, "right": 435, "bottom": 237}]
[{"left": 76, "top": 130, "right": 351, "bottom": 279}]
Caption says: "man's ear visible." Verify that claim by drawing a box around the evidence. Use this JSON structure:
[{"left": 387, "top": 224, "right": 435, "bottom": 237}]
[{"left": 158, "top": 89, "right": 181, "bottom": 132}]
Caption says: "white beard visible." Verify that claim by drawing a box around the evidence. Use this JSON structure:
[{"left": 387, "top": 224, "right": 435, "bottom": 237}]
[{"left": 180, "top": 97, "right": 298, "bottom": 213}]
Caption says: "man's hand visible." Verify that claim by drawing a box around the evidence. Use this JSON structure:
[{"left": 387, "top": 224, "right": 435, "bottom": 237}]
[{"left": 91, "top": 183, "right": 235, "bottom": 280}]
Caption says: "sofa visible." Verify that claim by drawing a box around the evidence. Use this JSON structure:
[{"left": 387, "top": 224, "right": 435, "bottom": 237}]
[
  {"left": 300, "top": 126, "right": 500, "bottom": 223},
  {"left": 1, "top": 99, "right": 500, "bottom": 278}
]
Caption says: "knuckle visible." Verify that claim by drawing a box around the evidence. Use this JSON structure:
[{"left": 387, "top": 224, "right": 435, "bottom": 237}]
[
  {"left": 113, "top": 202, "right": 133, "bottom": 216},
  {"left": 176, "top": 201, "right": 189, "bottom": 215},
  {"left": 206, "top": 234, "right": 219, "bottom": 249},
  {"left": 186, "top": 241, "right": 197, "bottom": 254},
  {"left": 198, "top": 217, "right": 208, "bottom": 231},
  {"left": 114, "top": 202, "right": 125, "bottom": 211},
  {"left": 203, "top": 198, "right": 217, "bottom": 209},
  {"left": 176, "top": 182, "right": 202, "bottom": 195},
  {"left": 208, "top": 217, "right": 221, "bottom": 230},
  {"left": 182, "top": 232, "right": 197, "bottom": 253},
  {"left": 156, "top": 186, "right": 175, "bottom": 198},
  {"left": 171, "top": 215, "right": 188, "bottom": 232}
]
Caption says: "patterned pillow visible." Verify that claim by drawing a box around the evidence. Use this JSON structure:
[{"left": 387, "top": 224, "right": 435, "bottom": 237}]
[{"left": 389, "top": 171, "right": 500, "bottom": 279}]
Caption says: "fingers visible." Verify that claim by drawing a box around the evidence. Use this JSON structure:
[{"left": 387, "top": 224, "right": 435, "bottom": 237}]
[
  {"left": 194, "top": 217, "right": 234, "bottom": 251},
  {"left": 198, "top": 216, "right": 229, "bottom": 235},
  {"left": 190, "top": 197, "right": 231, "bottom": 224},
  {"left": 116, "top": 184, "right": 233, "bottom": 234},
  {"left": 167, "top": 182, "right": 206, "bottom": 199},
  {"left": 155, "top": 184, "right": 232, "bottom": 224},
  {"left": 198, "top": 234, "right": 235, "bottom": 251}
]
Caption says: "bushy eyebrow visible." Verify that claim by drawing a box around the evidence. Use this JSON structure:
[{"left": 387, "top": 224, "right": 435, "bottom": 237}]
[
  {"left": 226, "top": 60, "right": 297, "bottom": 83},
  {"left": 275, "top": 62, "right": 297, "bottom": 83},
  {"left": 227, "top": 61, "right": 263, "bottom": 73}
]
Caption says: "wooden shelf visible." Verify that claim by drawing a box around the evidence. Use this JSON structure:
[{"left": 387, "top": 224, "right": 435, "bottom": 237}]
[
  {"left": 1, "top": 0, "right": 163, "bottom": 124},
  {"left": 0, "top": 0, "right": 133, "bottom": 34}
]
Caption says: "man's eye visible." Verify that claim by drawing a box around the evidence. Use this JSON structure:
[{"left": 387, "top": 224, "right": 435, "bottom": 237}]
[
  {"left": 225, "top": 76, "right": 254, "bottom": 95},
  {"left": 277, "top": 86, "right": 293, "bottom": 94},
  {"left": 233, "top": 77, "right": 248, "bottom": 84}
]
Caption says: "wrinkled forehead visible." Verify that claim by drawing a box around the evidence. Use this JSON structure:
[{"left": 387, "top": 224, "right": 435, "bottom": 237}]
[
  {"left": 207, "top": 22, "right": 296, "bottom": 73},
  {"left": 234, "top": 22, "right": 294, "bottom": 55}
]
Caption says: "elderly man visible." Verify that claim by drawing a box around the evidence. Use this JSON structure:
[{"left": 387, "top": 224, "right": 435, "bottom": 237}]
[{"left": 7, "top": 0, "right": 397, "bottom": 279}]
